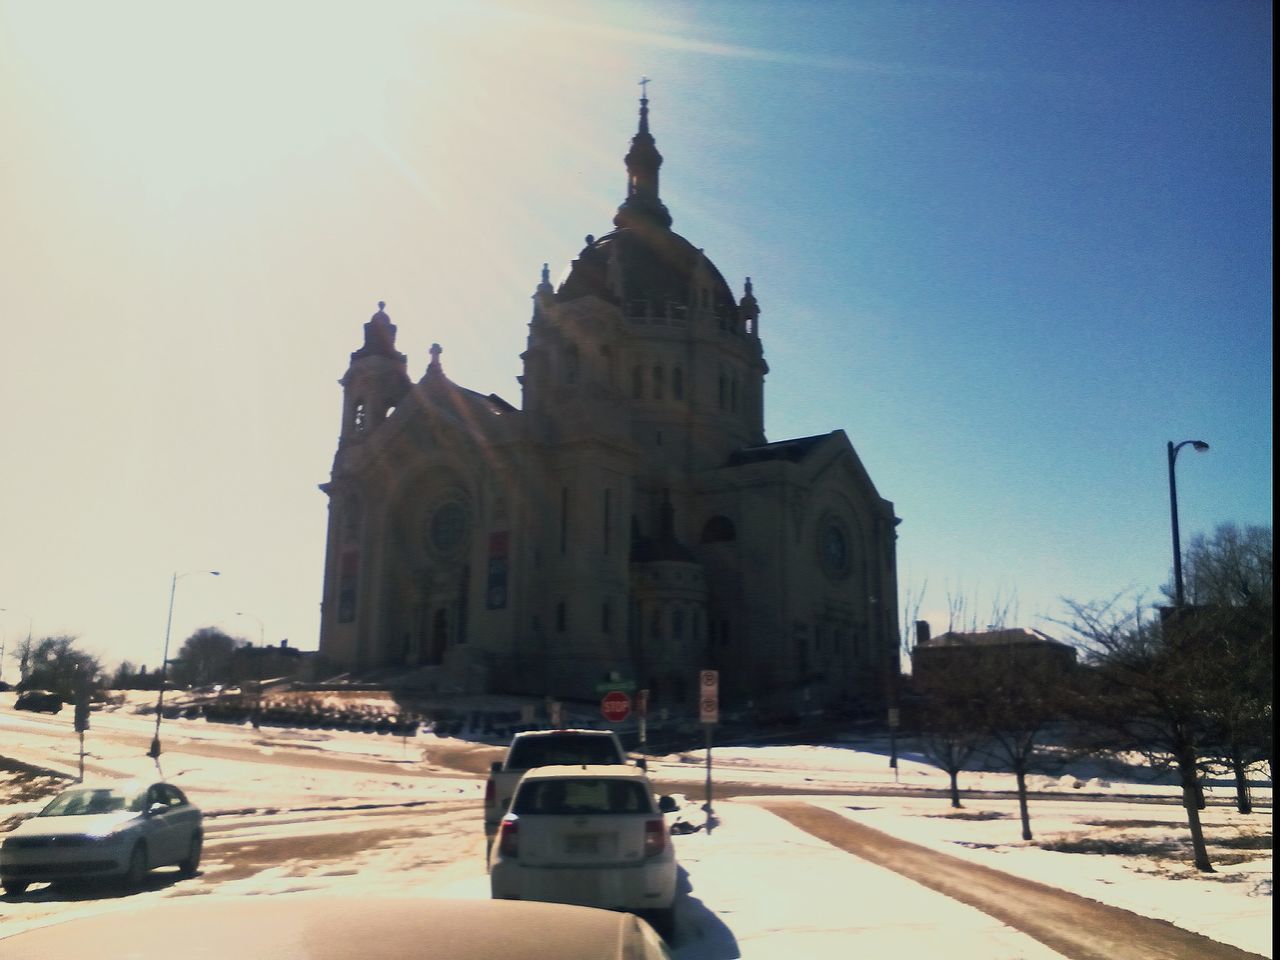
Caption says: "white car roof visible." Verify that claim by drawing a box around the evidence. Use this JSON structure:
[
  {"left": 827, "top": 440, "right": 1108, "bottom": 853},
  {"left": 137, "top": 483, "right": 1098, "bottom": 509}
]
[
  {"left": 514, "top": 728, "right": 618, "bottom": 738},
  {"left": 518, "top": 764, "right": 650, "bottom": 782}
]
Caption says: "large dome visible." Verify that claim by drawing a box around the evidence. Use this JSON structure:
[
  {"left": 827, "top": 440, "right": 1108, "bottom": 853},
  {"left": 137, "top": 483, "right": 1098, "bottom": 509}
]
[
  {"left": 555, "top": 93, "right": 742, "bottom": 327},
  {"left": 556, "top": 224, "right": 741, "bottom": 326}
]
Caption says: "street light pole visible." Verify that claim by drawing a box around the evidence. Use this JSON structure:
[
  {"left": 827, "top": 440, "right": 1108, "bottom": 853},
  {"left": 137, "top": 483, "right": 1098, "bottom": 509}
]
[
  {"left": 1167, "top": 439, "right": 1209, "bottom": 608},
  {"left": 149, "top": 570, "right": 219, "bottom": 759}
]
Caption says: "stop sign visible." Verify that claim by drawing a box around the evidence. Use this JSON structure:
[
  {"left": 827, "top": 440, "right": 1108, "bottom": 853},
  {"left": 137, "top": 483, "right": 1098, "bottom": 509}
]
[{"left": 601, "top": 690, "right": 631, "bottom": 722}]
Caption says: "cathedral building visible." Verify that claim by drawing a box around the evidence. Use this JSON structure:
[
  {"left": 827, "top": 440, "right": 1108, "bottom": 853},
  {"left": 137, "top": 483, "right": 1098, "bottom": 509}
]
[{"left": 317, "top": 95, "right": 901, "bottom": 716}]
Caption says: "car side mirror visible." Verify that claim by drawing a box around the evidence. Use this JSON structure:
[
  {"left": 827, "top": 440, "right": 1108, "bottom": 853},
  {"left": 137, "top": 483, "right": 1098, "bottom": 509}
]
[
  {"left": 635, "top": 758, "right": 648, "bottom": 771},
  {"left": 658, "top": 795, "right": 678, "bottom": 814},
  {"left": 490, "top": 761, "right": 502, "bottom": 774}
]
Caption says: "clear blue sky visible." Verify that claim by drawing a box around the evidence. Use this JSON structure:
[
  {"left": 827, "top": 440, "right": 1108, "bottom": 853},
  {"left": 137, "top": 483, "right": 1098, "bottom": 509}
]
[{"left": 0, "top": 0, "right": 1271, "bottom": 674}]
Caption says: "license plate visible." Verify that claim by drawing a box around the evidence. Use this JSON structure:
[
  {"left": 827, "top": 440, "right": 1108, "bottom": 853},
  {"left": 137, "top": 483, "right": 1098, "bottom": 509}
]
[{"left": 565, "top": 834, "right": 599, "bottom": 854}]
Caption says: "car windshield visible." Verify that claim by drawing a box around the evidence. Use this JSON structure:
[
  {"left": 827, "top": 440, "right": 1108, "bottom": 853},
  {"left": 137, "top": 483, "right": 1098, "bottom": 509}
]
[
  {"left": 38, "top": 787, "right": 149, "bottom": 817},
  {"left": 506, "top": 735, "right": 622, "bottom": 769},
  {"left": 512, "top": 778, "right": 653, "bottom": 816}
]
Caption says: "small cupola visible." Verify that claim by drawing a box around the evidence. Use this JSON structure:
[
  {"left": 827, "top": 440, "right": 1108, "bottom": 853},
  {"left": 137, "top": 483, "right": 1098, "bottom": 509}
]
[{"left": 613, "top": 83, "right": 672, "bottom": 231}]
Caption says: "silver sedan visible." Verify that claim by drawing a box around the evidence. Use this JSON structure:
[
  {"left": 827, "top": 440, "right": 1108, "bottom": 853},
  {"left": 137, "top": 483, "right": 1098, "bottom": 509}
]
[{"left": 1, "top": 781, "right": 202, "bottom": 895}]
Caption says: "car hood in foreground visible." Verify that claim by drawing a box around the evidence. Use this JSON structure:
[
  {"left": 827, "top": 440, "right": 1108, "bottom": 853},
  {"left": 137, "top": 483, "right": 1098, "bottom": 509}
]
[{"left": 0, "top": 896, "right": 671, "bottom": 959}]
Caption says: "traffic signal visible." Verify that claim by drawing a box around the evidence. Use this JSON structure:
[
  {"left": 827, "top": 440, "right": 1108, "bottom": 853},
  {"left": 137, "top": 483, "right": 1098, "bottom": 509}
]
[{"left": 74, "top": 686, "right": 90, "bottom": 733}]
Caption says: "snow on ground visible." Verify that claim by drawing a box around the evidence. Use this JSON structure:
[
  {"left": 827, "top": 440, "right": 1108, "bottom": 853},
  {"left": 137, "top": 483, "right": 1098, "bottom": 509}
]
[
  {"left": 0, "top": 693, "right": 1271, "bottom": 958},
  {"left": 666, "top": 801, "right": 1068, "bottom": 959},
  {"left": 818, "top": 797, "right": 1272, "bottom": 957}
]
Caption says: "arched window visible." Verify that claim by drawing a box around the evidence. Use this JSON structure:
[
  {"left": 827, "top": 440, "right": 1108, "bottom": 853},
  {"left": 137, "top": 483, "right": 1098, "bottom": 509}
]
[
  {"left": 672, "top": 366, "right": 683, "bottom": 400},
  {"left": 652, "top": 365, "right": 664, "bottom": 400},
  {"left": 353, "top": 400, "right": 367, "bottom": 432},
  {"left": 672, "top": 608, "right": 685, "bottom": 641}
]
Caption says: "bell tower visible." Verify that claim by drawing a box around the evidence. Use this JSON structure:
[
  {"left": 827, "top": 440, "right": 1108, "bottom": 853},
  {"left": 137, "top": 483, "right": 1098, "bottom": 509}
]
[{"left": 339, "top": 301, "right": 411, "bottom": 443}]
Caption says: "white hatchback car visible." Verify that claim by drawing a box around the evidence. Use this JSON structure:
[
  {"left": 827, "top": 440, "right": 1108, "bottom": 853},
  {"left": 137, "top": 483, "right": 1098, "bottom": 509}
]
[{"left": 490, "top": 765, "right": 678, "bottom": 938}]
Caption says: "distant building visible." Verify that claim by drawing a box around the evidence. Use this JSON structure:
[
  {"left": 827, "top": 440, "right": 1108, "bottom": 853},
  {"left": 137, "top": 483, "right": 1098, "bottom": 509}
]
[
  {"left": 232, "top": 640, "right": 315, "bottom": 683},
  {"left": 316, "top": 95, "right": 901, "bottom": 716},
  {"left": 911, "top": 623, "right": 1077, "bottom": 688}
]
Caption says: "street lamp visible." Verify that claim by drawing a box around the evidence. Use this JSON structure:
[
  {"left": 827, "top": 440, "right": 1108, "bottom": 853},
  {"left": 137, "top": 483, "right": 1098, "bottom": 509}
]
[
  {"left": 1167, "top": 440, "right": 1209, "bottom": 608},
  {"left": 149, "top": 570, "right": 220, "bottom": 759}
]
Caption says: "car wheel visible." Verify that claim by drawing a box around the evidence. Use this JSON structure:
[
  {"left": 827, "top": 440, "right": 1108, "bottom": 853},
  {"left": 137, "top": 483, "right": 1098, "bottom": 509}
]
[
  {"left": 178, "top": 833, "right": 202, "bottom": 877},
  {"left": 3, "top": 881, "right": 29, "bottom": 895},
  {"left": 124, "top": 843, "right": 149, "bottom": 889}
]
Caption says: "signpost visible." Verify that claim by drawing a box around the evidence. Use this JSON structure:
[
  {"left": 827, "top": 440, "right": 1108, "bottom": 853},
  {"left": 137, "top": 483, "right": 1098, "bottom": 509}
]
[
  {"left": 635, "top": 688, "right": 649, "bottom": 755},
  {"left": 601, "top": 690, "right": 631, "bottom": 723},
  {"left": 888, "top": 706, "right": 900, "bottom": 782},
  {"left": 73, "top": 674, "right": 90, "bottom": 782},
  {"left": 699, "top": 670, "right": 718, "bottom": 833}
]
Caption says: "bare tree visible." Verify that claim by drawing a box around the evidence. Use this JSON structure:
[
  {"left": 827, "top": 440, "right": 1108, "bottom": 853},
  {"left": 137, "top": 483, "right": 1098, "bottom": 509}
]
[
  {"left": 909, "top": 596, "right": 1059, "bottom": 827},
  {"left": 1172, "top": 523, "right": 1272, "bottom": 608},
  {"left": 899, "top": 581, "right": 927, "bottom": 662},
  {"left": 974, "top": 645, "right": 1067, "bottom": 841},
  {"left": 944, "top": 587, "right": 1019, "bottom": 635},
  {"left": 913, "top": 670, "right": 984, "bottom": 808},
  {"left": 1059, "top": 596, "right": 1215, "bottom": 872},
  {"left": 1179, "top": 524, "right": 1273, "bottom": 810}
]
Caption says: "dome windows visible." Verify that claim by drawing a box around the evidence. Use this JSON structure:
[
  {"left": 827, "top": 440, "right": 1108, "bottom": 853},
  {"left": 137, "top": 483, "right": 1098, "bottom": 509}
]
[{"left": 628, "top": 361, "right": 684, "bottom": 404}]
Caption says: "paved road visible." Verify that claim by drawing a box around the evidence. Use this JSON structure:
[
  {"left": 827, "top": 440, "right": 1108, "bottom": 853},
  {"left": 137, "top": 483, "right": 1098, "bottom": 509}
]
[{"left": 761, "top": 802, "right": 1265, "bottom": 960}]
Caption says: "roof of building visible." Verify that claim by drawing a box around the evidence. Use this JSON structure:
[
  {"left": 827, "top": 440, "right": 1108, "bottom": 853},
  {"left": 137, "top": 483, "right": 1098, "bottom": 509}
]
[
  {"left": 727, "top": 434, "right": 832, "bottom": 466},
  {"left": 918, "top": 627, "right": 1073, "bottom": 651}
]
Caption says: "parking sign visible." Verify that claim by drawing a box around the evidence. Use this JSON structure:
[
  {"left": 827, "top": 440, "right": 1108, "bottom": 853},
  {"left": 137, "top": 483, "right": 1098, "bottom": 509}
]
[{"left": 699, "top": 670, "right": 719, "bottom": 724}]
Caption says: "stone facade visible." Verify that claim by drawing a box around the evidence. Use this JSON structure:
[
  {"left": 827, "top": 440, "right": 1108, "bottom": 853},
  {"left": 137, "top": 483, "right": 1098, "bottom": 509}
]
[{"left": 317, "top": 97, "right": 901, "bottom": 717}]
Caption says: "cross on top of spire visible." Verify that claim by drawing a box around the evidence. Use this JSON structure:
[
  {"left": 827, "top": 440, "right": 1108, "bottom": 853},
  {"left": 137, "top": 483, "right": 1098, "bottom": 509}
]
[{"left": 615, "top": 77, "right": 670, "bottom": 228}]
